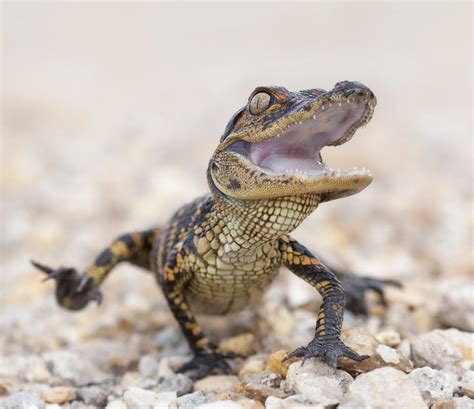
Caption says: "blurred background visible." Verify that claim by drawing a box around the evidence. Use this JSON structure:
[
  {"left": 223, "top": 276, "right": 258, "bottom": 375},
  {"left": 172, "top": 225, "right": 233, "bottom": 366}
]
[{"left": 0, "top": 0, "right": 472, "bottom": 396}]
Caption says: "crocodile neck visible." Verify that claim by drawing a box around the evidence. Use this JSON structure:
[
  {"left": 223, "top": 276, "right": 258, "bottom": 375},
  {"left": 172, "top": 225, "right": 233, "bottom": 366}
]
[{"left": 211, "top": 192, "right": 321, "bottom": 254}]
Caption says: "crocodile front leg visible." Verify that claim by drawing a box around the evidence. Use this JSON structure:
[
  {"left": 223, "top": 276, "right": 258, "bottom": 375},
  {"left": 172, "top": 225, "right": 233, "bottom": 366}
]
[
  {"left": 157, "top": 241, "right": 233, "bottom": 379},
  {"left": 279, "top": 235, "right": 368, "bottom": 367}
]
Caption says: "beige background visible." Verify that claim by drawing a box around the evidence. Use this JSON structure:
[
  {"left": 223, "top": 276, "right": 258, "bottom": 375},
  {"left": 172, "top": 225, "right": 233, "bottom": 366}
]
[{"left": 1, "top": 2, "right": 472, "bottom": 340}]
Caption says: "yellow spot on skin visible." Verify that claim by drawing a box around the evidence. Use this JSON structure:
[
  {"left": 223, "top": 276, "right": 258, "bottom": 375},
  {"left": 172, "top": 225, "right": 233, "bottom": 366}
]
[
  {"left": 110, "top": 241, "right": 129, "bottom": 256},
  {"left": 196, "top": 338, "right": 210, "bottom": 349}
]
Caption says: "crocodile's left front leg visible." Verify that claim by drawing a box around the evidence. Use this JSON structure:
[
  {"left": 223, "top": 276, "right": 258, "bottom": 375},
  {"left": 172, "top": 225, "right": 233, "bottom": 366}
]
[
  {"left": 279, "top": 235, "right": 368, "bottom": 367},
  {"left": 157, "top": 241, "right": 234, "bottom": 380}
]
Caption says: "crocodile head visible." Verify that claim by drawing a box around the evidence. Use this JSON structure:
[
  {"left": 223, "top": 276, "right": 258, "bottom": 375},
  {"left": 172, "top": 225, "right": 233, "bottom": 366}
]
[{"left": 208, "top": 81, "right": 376, "bottom": 202}]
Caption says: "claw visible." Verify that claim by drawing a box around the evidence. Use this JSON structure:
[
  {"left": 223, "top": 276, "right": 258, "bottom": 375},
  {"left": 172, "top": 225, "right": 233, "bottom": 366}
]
[
  {"left": 32, "top": 259, "right": 101, "bottom": 311},
  {"left": 31, "top": 260, "right": 55, "bottom": 277}
]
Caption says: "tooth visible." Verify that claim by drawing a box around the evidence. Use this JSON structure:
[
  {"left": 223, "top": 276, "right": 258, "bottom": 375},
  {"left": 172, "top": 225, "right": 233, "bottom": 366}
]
[
  {"left": 347, "top": 99, "right": 350, "bottom": 103},
  {"left": 321, "top": 105, "right": 325, "bottom": 110},
  {"left": 338, "top": 103, "right": 342, "bottom": 107}
]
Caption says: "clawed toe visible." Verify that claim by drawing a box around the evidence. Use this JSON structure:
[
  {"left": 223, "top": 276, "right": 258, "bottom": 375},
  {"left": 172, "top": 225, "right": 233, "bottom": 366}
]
[
  {"left": 31, "top": 260, "right": 102, "bottom": 310},
  {"left": 177, "top": 351, "right": 233, "bottom": 380},
  {"left": 287, "top": 337, "right": 368, "bottom": 368}
]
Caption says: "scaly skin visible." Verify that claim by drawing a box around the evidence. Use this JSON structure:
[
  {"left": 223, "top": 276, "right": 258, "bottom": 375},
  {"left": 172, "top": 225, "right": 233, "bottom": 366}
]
[{"left": 33, "top": 81, "right": 399, "bottom": 379}]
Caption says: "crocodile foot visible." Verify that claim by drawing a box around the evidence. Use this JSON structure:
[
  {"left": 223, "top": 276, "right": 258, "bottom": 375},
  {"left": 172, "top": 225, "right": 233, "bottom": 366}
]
[
  {"left": 285, "top": 336, "right": 369, "bottom": 367},
  {"left": 31, "top": 260, "right": 102, "bottom": 310},
  {"left": 176, "top": 350, "right": 235, "bottom": 380},
  {"left": 339, "top": 273, "right": 401, "bottom": 315}
]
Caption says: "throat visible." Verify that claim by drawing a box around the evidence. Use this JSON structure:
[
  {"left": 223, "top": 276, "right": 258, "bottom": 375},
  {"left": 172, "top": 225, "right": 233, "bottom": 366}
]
[{"left": 215, "top": 194, "right": 321, "bottom": 251}]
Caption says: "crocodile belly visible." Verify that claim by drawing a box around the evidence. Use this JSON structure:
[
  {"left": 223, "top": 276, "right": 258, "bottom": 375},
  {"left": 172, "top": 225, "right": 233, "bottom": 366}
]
[{"left": 185, "top": 264, "right": 280, "bottom": 315}]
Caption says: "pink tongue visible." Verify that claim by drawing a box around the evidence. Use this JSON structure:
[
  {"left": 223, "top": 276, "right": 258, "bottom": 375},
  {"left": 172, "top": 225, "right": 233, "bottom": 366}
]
[{"left": 260, "top": 154, "right": 325, "bottom": 174}]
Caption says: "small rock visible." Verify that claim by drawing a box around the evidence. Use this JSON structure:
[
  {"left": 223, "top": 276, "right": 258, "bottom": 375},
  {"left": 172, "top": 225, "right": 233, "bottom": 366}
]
[
  {"left": 411, "top": 330, "right": 464, "bottom": 369},
  {"left": 340, "top": 367, "right": 426, "bottom": 409},
  {"left": 219, "top": 333, "right": 256, "bottom": 356},
  {"left": 41, "top": 386, "right": 76, "bottom": 404},
  {"left": 78, "top": 383, "right": 113, "bottom": 407},
  {"left": 159, "top": 374, "right": 193, "bottom": 396},
  {"left": 431, "top": 399, "right": 457, "bottom": 409},
  {"left": 106, "top": 399, "right": 128, "bottom": 409},
  {"left": 442, "top": 329, "right": 474, "bottom": 361},
  {"left": 265, "top": 350, "right": 291, "bottom": 377},
  {"left": 453, "top": 397, "right": 474, "bottom": 409},
  {"left": 174, "top": 391, "right": 208, "bottom": 409},
  {"left": 0, "top": 355, "right": 51, "bottom": 383},
  {"left": 0, "top": 384, "right": 8, "bottom": 396},
  {"left": 286, "top": 360, "right": 353, "bottom": 405},
  {"left": 459, "top": 368, "right": 474, "bottom": 398},
  {"left": 114, "top": 371, "right": 143, "bottom": 396},
  {"left": 43, "top": 350, "right": 110, "bottom": 386},
  {"left": 339, "top": 326, "right": 413, "bottom": 374},
  {"left": 398, "top": 339, "right": 412, "bottom": 359},
  {"left": 0, "top": 391, "right": 45, "bottom": 409},
  {"left": 376, "top": 328, "right": 402, "bottom": 347},
  {"left": 137, "top": 378, "right": 158, "bottom": 390},
  {"left": 239, "top": 356, "right": 266, "bottom": 378},
  {"left": 409, "top": 367, "right": 456, "bottom": 405},
  {"left": 138, "top": 354, "right": 159, "bottom": 377},
  {"left": 123, "top": 387, "right": 177, "bottom": 409},
  {"left": 193, "top": 375, "right": 239, "bottom": 393},
  {"left": 436, "top": 280, "right": 474, "bottom": 332},
  {"left": 434, "top": 397, "right": 474, "bottom": 409},
  {"left": 197, "top": 401, "right": 243, "bottom": 409},
  {"left": 154, "top": 327, "right": 188, "bottom": 356},
  {"left": 235, "top": 373, "right": 288, "bottom": 402}
]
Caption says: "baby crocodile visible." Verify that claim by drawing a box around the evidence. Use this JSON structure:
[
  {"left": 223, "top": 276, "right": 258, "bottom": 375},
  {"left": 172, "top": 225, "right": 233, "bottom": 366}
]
[{"left": 33, "top": 81, "right": 398, "bottom": 379}]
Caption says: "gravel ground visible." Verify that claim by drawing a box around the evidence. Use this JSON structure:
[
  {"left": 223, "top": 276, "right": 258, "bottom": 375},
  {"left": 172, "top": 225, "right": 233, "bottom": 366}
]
[{"left": 1, "top": 3, "right": 473, "bottom": 409}]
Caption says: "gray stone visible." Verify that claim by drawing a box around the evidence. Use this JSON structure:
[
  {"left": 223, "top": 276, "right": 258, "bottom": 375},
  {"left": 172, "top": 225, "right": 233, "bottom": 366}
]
[
  {"left": 411, "top": 330, "right": 464, "bottom": 370},
  {"left": 159, "top": 374, "right": 193, "bottom": 396},
  {"left": 154, "top": 327, "right": 188, "bottom": 356},
  {"left": 106, "top": 400, "right": 128, "bottom": 409},
  {"left": 193, "top": 375, "right": 239, "bottom": 393},
  {"left": 139, "top": 354, "right": 159, "bottom": 378},
  {"left": 286, "top": 360, "right": 353, "bottom": 406},
  {"left": 340, "top": 367, "right": 427, "bottom": 409},
  {"left": 174, "top": 391, "right": 208, "bottom": 409},
  {"left": 453, "top": 396, "right": 474, "bottom": 409},
  {"left": 459, "top": 367, "right": 474, "bottom": 398},
  {"left": 43, "top": 350, "right": 110, "bottom": 386},
  {"left": 287, "top": 359, "right": 353, "bottom": 392},
  {"left": 409, "top": 367, "right": 456, "bottom": 405},
  {"left": 78, "top": 383, "right": 113, "bottom": 407},
  {"left": 0, "top": 391, "right": 45, "bottom": 409},
  {"left": 123, "top": 387, "right": 176, "bottom": 409},
  {"left": 437, "top": 280, "right": 474, "bottom": 332}
]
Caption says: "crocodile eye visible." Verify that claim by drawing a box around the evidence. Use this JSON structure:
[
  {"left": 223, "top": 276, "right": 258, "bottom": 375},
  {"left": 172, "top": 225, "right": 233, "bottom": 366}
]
[{"left": 249, "top": 92, "right": 271, "bottom": 115}]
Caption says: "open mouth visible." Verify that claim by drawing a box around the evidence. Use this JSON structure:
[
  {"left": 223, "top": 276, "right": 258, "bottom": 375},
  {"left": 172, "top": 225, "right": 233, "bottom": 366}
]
[{"left": 225, "top": 97, "right": 373, "bottom": 177}]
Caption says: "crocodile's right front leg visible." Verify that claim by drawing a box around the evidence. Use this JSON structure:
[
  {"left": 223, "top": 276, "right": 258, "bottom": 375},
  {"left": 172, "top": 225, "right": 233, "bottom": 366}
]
[{"left": 158, "top": 241, "right": 232, "bottom": 379}]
